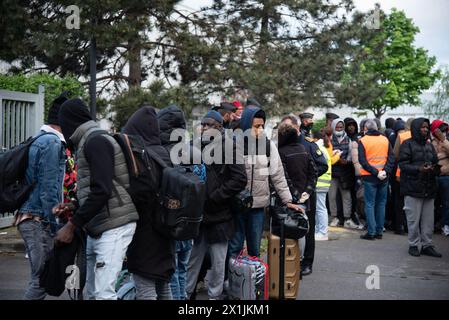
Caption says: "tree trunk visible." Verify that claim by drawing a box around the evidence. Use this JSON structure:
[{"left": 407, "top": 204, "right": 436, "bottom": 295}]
[{"left": 128, "top": 35, "right": 142, "bottom": 88}]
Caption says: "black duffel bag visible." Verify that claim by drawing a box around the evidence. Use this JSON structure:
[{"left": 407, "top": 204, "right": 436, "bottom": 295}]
[{"left": 270, "top": 205, "right": 309, "bottom": 240}]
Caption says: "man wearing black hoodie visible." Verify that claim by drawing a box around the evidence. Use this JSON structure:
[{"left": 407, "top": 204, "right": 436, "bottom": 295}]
[
  {"left": 55, "top": 99, "right": 138, "bottom": 300},
  {"left": 399, "top": 118, "right": 442, "bottom": 257},
  {"left": 344, "top": 117, "right": 364, "bottom": 228},
  {"left": 124, "top": 106, "right": 176, "bottom": 300}
]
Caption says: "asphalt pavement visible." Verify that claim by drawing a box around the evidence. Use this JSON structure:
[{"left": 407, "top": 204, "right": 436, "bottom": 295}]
[{"left": 1, "top": 226, "right": 448, "bottom": 300}]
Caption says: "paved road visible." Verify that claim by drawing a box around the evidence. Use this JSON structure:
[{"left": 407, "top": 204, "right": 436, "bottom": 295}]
[
  {"left": 297, "top": 227, "right": 449, "bottom": 300},
  {"left": 1, "top": 227, "right": 448, "bottom": 300}
]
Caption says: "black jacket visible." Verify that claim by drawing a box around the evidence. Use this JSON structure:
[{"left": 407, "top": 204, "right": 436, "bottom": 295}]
[
  {"left": 124, "top": 107, "right": 176, "bottom": 282},
  {"left": 344, "top": 117, "right": 359, "bottom": 142},
  {"left": 157, "top": 104, "right": 186, "bottom": 151},
  {"left": 278, "top": 126, "right": 317, "bottom": 202},
  {"left": 298, "top": 134, "right": 328, "bottom": 178},
  {"left": 398, "top": 118, "right": 439, "bottom": 198},
  {"left": 201, "top": 135, "right": 247, "bottom": 243}
]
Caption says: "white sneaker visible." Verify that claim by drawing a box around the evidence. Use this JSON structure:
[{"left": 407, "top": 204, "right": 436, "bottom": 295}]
[
  {"left": 443, "top": 225, "right": 449, "bottom": 236},
  {"left": 355, "top": 222, "right": 365, "bottom": 230},
  {"left": 315, "top": 233, "right": 328, "bottom": 241},
  {"left": 344, "top": 219, "right": 360, "bottom": 229},
  {"left": 329, "top": 217, "right": 340, "bottom": 227}
]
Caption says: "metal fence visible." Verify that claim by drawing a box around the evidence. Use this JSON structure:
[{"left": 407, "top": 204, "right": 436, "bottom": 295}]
[{"left": 0, "top": 85, "right": 45, "bottom": 228}]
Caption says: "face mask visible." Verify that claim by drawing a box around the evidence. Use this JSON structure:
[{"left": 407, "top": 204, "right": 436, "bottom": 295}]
[
  {"left": 334, "top": 131, "right": 344, "bottom": 137},
  {"left": 303, "top": 123, "right": 313, "bottom": 131}
]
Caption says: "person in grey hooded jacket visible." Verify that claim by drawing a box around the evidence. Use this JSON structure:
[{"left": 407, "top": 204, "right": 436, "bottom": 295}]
[{"left": 228, "top": 106, "right": 303, "bottom": 258}]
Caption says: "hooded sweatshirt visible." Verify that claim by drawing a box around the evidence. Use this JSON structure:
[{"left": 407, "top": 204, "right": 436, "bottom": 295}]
[
  {"left": 157, "top": 105, "right": 186, "bottom": 149},
  {"left": 331, "top": 119, "right": 353, "bottom": 178},
  {"left": 239, "top": 107, "right": 292, "bottom": 207},
  {"left": 431, "top": 120, "right": 449, "bottom": 176},
  {"left": 123, "top": 106, "right": 176, "bottom": 282},
  {"left": 398, "top": 118, "right": 439, "bottom": 198},
  {"left": 58, "top": 99, "right": 117, "bottom": 229},
  {"left": 344, "top": 117, "right": 359, "bottom": 141}
]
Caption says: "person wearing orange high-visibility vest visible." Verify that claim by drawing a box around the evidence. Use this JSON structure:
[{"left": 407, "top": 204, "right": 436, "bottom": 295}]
[{"left": 358, "top": 119, "right": 395, "bottom": 240}]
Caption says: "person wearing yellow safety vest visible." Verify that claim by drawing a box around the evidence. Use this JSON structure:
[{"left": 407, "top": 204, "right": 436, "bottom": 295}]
[
  {"left": 312, "top": 129, "right": 333, "bottom": 241},
  {"left": 358, "top": 119, "right": 395, "bottom": 240},
  {"left": 391, "top": 119, "right": 411, "bottom": 235}
]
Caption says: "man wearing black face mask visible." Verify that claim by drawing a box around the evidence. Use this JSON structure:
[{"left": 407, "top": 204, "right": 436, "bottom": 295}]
[
  {"left": 299, "top": 112, "right": 314, "bottom": 138},
  {"left": 399, "top": 118, "right": 441, "bottom": 258}
]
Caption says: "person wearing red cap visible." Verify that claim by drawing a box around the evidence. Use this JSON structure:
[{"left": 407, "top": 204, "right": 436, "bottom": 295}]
[
  {"left": 229, "top": 101, "right": 244, "bottom": 129},
  {"left": 431, "top": 119, "right": 449, "bottom": 236}
]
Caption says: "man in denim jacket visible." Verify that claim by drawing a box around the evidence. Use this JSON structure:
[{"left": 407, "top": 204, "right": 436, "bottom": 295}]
[{"left": 14, "top": 93, "right": 67, "bottom": 300}]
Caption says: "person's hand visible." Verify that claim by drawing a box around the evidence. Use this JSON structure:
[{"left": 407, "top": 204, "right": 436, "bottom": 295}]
[
  {"left": 287, "top": 202, "right": 305, "bottom": 213},
  {"left": 54, "top": 220, "right": 76, "bottom": 246},
  {"left": 419, "top": 163, "right": 433, "bottom": 173},
  {"left": 377, "top": 170, "right": 387, "bottom": 181},
  {"left": 299, "top": 192, "right": 310, "bottom": 204},
  {"left": 52, "top": 203, "right": 75, "bottom": 216},
  {"left": 434, "top": 128, "right": 446, "bottom": 142}
]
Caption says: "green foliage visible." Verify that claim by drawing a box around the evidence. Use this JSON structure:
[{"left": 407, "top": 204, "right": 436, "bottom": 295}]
[
  {"left": 110, "top": 80, "right": 208, "bottom": 130},
  {"left": 424, "top": 66, "right": 449, "bottom": 122},
  {"left": 338, "top": 9, "right": 440, "bottom": 118},
  {"left": 0, "top": 73, "right": 86, "bottom": 119},
  {"left": 313, "top": 118, "right": 327, "bottom": 131}
]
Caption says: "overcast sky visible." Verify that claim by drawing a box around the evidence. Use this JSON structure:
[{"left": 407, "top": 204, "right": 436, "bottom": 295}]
[{"left": 180, "top": 0, "right": 449, "bottom": 68}]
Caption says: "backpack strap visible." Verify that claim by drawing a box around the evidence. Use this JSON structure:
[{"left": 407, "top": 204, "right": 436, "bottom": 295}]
[
  {"left": 145, "top": 147, "right": 169, "bottom": 169},
  {"left": 82, "top": 129, "right": 109, "bottom": 158}
]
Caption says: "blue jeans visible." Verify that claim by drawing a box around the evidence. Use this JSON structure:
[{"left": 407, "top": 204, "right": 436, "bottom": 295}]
[
  {"left": 364, "top": 180, "right": 388, "bottom": 236},
  {"left": 228, "top": 208, "right": 265, "bottom": 257},
  {"left": 438, "top": 176, "right": 449, "bottom": 226},
  {"left": 315, "top": 192, "right": 329, "bottom": 235},
  {"left": 18, "top": 220, "right": 53, "bottom": 300},
  {"left": 170, "top": 240, "right": 192, "bottom": 300}
]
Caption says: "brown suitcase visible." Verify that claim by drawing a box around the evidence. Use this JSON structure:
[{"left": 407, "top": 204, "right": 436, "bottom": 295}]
[{"left": 268, "top": 233, "right": 300, "bottom": 299}]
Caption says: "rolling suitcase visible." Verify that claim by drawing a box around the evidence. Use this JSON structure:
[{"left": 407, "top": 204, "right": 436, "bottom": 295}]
[
  {"left": 268, "top": 224, "right": 301, "bottom": 299},
  {"left": 228, "top": 254, "right": 269, "bottom": 300}
]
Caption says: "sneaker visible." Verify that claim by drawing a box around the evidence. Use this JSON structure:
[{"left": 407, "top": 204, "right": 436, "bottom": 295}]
[
  {"left": 344, "top": 219, "right": 360, "bottom": 229},
  {"left": 360, "top": 233, "right": 375, "bottom": 240},
  {"left": 421, "top": 246, "right": 442, "bottom": 258},
  {"left": 315, "top": 233, "right": 328, "bottom": 241},
  {"left": 355, "top": 223, "right": 365, "bottom": 230},
  {"left": 196, "top": 281, "right": 207, "bottom": 292},
  {"left": 408, "top": 246, "right": 420, "bottom": 257},
  {"left": 329, "top": 217, "right": 340, "bottom": 227},
  {"left": 301, "top": 265, "right": 313, "bottom": 276},
  {"left": 374, "top": 234, "right": 382, "bottom": 239},
  {"left": 443, "top": 225, "right": 449, "bottom": 236}
]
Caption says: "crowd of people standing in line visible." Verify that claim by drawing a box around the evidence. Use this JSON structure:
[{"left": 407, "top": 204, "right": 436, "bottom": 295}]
[{"left": 12, "top": 92, "right": 449, "bottom": 300}]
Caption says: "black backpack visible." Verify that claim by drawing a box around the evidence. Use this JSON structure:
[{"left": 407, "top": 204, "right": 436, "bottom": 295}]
[
  {"left": 113, "top": 133, "right": 160, "bottom": 208},
  {"left": 0, "top": 132, "right": 55, "bottom": 213},
  {"left": 147, "top": 147, "right": 206, "bottom": 240},
  {"left": 114, "top": 133, "right": 206, "bottom": 241}
]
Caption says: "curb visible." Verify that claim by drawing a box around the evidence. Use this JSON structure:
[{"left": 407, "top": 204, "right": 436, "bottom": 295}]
[{"left": 0, "top": 241, "right": 25, "bottom": 253}]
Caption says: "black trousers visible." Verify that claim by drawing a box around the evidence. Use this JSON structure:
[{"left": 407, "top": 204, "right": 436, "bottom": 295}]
[
  {"left": 392, "top": 179, "right": 406, "bottom": 232},
  {"left": 303, "top": 192, "right": 316, "bottom": 268}
]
